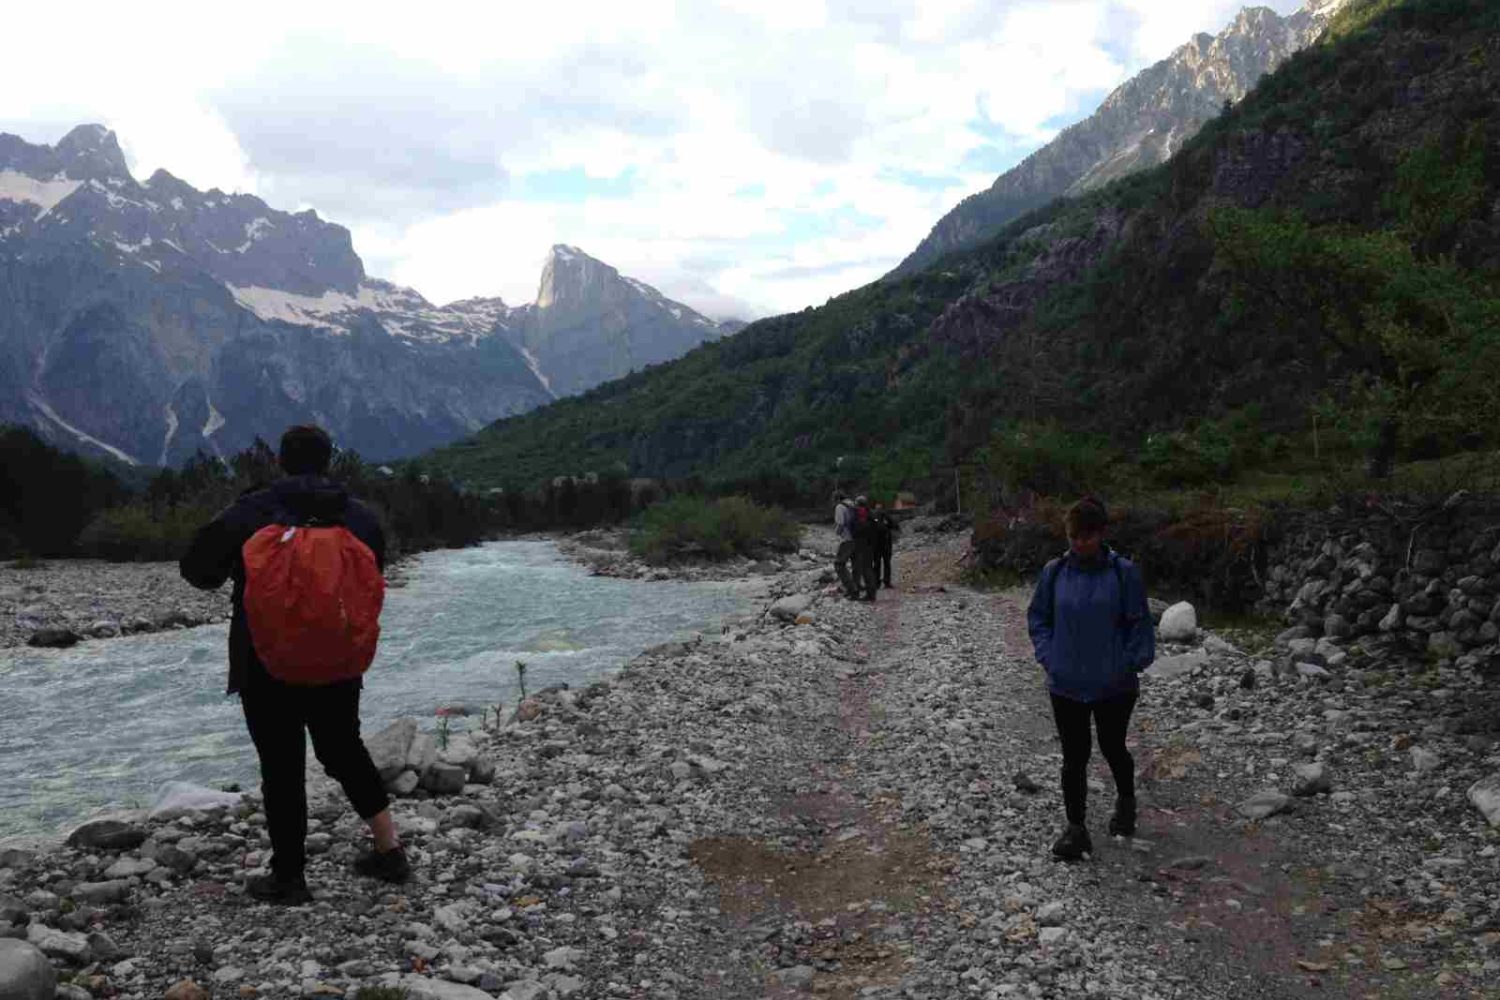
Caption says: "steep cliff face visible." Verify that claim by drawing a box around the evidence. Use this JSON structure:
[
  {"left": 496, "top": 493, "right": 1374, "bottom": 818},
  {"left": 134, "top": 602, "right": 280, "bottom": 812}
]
[
  {"left": 513, "top": 245, "right": 729, "bottom": 398},
  {"left": 888, "top": 0, "right": 1350, "bottom": 279},
  {"left": 0, "top": 125, "right": 555, "bottom": 464}
]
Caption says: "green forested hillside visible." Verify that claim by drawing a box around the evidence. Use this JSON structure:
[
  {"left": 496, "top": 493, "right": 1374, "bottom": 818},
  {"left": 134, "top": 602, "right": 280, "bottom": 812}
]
[{"left": 428, "top": 0, "right": 1500, "bottom": 500}]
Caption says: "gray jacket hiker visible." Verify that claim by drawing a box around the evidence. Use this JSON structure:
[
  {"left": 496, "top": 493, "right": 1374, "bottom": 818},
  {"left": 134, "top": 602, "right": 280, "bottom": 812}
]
[{"left": 834, "top": 499, "right": 856, "bottom": 542}]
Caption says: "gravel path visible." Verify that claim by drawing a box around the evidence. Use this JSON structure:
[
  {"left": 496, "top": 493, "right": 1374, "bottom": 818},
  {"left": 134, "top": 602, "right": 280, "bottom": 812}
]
[{"left": 2, "top": 533, "right": 1496, "bottom": 1000}]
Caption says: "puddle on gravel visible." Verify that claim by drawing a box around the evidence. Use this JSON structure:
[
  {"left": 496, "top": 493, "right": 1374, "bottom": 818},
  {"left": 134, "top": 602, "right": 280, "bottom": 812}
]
[{"left": 690, "top": 810, "right": 946, "bottom": 1000}]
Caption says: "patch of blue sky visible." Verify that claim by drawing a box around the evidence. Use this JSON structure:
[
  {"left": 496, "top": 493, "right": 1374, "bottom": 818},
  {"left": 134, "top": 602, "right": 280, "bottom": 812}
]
[{"left": 512, "top": 166, "right": 639, "bottom": 202}]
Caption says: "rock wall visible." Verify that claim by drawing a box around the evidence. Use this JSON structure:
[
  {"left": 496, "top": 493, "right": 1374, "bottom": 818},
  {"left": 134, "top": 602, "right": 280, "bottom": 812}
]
[{"left": 1259, "top": 498, "right": 1500, "bottom": 676}]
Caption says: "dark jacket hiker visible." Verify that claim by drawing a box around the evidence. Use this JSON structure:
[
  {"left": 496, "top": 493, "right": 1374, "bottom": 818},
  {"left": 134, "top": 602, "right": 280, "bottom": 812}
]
[{"left": 179, "top": 425, "right": 408, "bottom": 903}]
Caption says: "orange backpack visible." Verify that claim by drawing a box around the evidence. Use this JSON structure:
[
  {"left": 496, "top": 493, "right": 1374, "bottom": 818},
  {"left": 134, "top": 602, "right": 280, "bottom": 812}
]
[{"left": 241, "top": 523, "right": 385, "bottom": 685}]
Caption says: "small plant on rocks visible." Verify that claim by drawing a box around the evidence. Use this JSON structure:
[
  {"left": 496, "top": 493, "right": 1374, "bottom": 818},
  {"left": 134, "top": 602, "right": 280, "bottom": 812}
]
[{"left": 516, "top": 659, "right": 529, "bottom": 699}]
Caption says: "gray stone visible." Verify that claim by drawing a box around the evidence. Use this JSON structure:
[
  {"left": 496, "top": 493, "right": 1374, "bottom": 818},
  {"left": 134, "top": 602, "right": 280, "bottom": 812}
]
[
  {"left": 1291, "top": 762, "right": 1330, "bottom": 797},
  {"left": 103, "top": 857, "right": 156, "bottom": 879},
  {"left": 542, "top": 945, "right": 582, "bottom": 970},
  {"left": 769, "top": 594, "right": 813, "bottom": 623},
  {"left": 1158, "top": 602, "right": 1197, "bottom": 642},
  {"left": 0, "top": 939, "right": 55, "bottom": 1000},
  {"left": 1468, "top": 773, "right": 1500, "bottom": 827},
  {"left": 1295, "top": 662, "right": 1330, "bottom": 680},
  {"left": 70, "top": 880, "right": 130, "bottom": 905},
  {"left": 1035, "top": 901, "right": 1065, "bottom": 926},
  {"left": 1038, "top": 927, "right": 1068, "bottom": 945},
  {"left": 366, "top": 719, "right": 418, "bottom": 781},
  {"left": 421, "top": 762, "right": 467, "bottom": 795},
  {"left": 1146, "top": 650, "right": 1208, "bottom": 680},
  {"left": 1411, "top": 747, "right": 1441, "bottom": 773},
  {"left": 386, "top": 770, "right": 420, "bottom": 796},
  {"left": 84, "top": 932, "right": 120, "bottom": 962},
  {"left": 64, "top": 816, "right": 146, "bottom": 851},
  {"left": 468, "top": 758, "right": 497, "bottom": 785},
  {"left": 1237, "top": 790, "right": 1293, "bottom": 821},
  {"left": 24, "top": 925, "right": 88, "bottom": 962},
  {"left": 1323, "top": 613, "right": 1351, "bottom": 639},
  {"left": 769, "top": 966, "right": 816, "bottom": 988},
  {"left": 397, "top": 976, "right": 499, "bottom": 1000},
  {"left": 500, "top": 982, "right": 547, "bottom": 1000},
  {"left": 1429, "top": 632, "right": 1462, "bottom": 659},
  {"left": 406, "top": 731, "right": 438, "bottom": 776}
]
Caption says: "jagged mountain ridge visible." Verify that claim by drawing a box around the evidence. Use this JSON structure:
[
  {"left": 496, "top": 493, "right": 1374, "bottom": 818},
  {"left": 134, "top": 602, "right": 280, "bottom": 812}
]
[
  {"left": 0, "top": 127, "right": 730, "bottom": 465},
  {"left": 887, "top": 0, "right": 1351, "bottom": 279}
]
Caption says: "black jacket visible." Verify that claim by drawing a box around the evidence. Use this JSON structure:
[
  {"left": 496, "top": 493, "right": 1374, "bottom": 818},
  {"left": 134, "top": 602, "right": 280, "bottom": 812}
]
[{"left": 179, "top": 475, "right": 386, "bottom": 694}]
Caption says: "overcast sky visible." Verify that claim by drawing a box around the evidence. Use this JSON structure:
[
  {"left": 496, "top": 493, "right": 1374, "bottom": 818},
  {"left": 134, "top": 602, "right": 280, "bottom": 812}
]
[{"left": 3, "top": 0, "right": 1304, "bottom": 319}]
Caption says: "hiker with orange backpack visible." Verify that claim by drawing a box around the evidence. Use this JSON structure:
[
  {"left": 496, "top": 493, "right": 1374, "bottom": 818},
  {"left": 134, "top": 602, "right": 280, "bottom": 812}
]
[{"left": 180, "top": 424, "right": 408, "bottom": 903}]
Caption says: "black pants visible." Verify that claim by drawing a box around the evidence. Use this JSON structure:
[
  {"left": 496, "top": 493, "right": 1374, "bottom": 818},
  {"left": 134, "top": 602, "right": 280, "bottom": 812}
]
[
  {"left": 1049, "top": 691, "right": 1137, "bottom": 826},
  {"left": 241, "top": 670, "right": 389, "bottom": 879},
  {"left": 876, "top": 540, "right": 893, "bottom": 586},
  {"left": 853, "top": 541, "right": 878, "bottom": 596}
]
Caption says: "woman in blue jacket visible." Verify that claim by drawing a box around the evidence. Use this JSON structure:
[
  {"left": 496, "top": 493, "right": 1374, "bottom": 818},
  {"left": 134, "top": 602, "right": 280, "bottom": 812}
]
[{"left": 1027, "top": 497, "right": 1155, "bottom": 860}]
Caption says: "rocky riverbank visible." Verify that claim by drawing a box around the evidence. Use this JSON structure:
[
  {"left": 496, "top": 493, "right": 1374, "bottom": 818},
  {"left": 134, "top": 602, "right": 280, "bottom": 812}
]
[
  {"left": 0, "top": 561, "right": 230, "bottom": 649},
  {"left": 3, "top": 527, "right": 1497, "bottom": 1000}
]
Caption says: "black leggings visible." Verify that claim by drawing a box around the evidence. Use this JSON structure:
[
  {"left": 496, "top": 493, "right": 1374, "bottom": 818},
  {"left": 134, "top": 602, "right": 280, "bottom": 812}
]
[
  {"left": 1049, "top": 691, "right": 1137, "bottom": 826},
  {"left": 241, "top": 670, "right": 389, "bottom": 878}
]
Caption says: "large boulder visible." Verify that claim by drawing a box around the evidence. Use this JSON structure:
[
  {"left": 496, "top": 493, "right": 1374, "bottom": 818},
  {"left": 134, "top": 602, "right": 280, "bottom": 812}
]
[
  {"left": 1158, "top": 602, "right": 1198, "bottom": 643},
  {"left": 148, "top": 782, "right": 242, "bottom": 821},
  {"left": 365, "top": 719, "right": 418, "bottom": 781},
  {"left": 1468, "top": 773, "right": 1500, "bottom": 827},
  {"left": 64, "top": 815, "right": 146, "bottom": 851},
  {"left": 26, "top": 628, "right": 78, "bottom": 649},
  {"left": 24, "top": 925, "right": 89, "bottom": 963},
  {"left": 0, "top": 939, "right": 55, "bottom": 1000},
  {"left": 1145, "top": 650, "right": 1208, "bottom": 680},
  {"left": 421, "top": 763, "right": 467, "bottom": 795}
]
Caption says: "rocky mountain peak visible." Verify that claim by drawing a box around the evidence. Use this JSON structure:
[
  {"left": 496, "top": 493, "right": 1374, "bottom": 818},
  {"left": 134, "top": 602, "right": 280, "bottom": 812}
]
[
  {"left": 886, "top": 0, "right": 1350, "bottom": 279},
  {"left": 54, "top": 124, "right": 130, "bottom": 182},
  {"left": 536, "top": 244, "right": 617, "bottom": 310}
]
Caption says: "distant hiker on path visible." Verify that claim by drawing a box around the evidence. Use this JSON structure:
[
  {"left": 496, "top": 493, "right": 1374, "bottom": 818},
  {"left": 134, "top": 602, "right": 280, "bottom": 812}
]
[
  {"left": 1025, "top": 496, "right": 1154, "bottom": 860},
  {"left": 181, "top": 424, "right": 409, "bottom": 903},
  {"left": 872, "top": 501, "right": 899, "bottom": 589},
  {"left": 834, "top": 493, "right": 860, "bottom": 599},
  {"left": 851, "top": 495, "right": 879, "bottom": 600}
]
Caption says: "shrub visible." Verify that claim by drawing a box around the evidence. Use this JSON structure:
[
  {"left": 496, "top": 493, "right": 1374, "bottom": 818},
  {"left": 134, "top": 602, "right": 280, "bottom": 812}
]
[
  {"left": 629, "top": 495, "right": 802, "bottom": 565},
  {"left": 76, "top": 503, "right": 217, "bottom": 562}
]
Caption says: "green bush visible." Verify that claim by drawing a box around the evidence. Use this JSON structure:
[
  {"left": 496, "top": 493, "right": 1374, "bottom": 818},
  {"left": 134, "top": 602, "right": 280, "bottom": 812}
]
[
  {"left": 629, "top": 495, "right": 802, "bottom": 565},
  {"left": 76, "top": 503, "right": 218, "bottom": 562},
  {"left": 978, "top": 422, "right": 1114, "bottom": 498}
]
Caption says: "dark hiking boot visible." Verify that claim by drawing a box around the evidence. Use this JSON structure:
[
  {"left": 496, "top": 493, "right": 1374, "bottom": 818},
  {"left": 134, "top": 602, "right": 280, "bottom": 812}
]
[
  {"left": 1051, "top": 824, "right": 1092, "bottom": 861},
  {"left": 353, "top": 845, "right": 411, "bottom": 883},
  {"left": 1108, "top": 797, "right": 1137, "bottom": 837},
  {"left": 245, "top": 872, "right": 312, "bottom": 905}
]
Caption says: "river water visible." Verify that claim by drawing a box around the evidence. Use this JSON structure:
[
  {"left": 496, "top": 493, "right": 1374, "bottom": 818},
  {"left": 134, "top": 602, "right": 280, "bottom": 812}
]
[{"left": 0, "top": 541, "right": 753, "bottom": 838}]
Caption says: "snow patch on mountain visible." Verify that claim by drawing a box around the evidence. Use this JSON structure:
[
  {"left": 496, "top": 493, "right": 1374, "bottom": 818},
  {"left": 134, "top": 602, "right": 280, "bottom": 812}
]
[
  {"left": 28, "top": 393, "right": 141, "bottom": 466},
  {"left": 0, "top": 171, "right": 82, "bottom": 218}
]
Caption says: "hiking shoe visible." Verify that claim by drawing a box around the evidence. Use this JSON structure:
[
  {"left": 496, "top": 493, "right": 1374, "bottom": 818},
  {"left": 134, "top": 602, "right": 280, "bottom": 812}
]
[
  {"left": 1108, "top": 797, "right": 1137, "bottom": 838},
  {"left": 1051, "top": 824, "right": 1092, "bottom": 861},
  {"left": 245, "top": 872, "right": 312, "bottom": 905},
  {"left": 353, "top": 846, "right": 411, "bottom": 883}
]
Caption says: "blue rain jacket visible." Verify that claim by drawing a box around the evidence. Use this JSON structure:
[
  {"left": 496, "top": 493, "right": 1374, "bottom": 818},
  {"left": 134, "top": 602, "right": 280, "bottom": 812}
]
[{"left": 1026, "top": 547, "right": 1155, "bottom": 703}]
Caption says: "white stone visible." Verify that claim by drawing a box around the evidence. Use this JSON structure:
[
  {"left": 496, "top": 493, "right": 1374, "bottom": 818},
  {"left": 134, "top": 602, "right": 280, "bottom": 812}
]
[
  {"left": 1158, "top": 602, "right": 1198, "bottom": 642},
  {"left": 1469, "top": 773, "right": 1500, "bottom": 827},
  {"left": 1237, "top": 790, "right": 1292, "bottom": 821},
  {"left": 1038, "top": 927, "right": 1068, "bottom": 945},
  {"left": 25, "top": 925, "right": 89, "bottom": 962},
  {"left": 1291, "top": 762, "right": 1330, "bottom": 797},
  {"left": 769, "top": 594, "right": 813, "bottom": 622},
  {"left": 366, "top": 719, "right": 418, "bottom": 780},
  {"left": 148, "top": 782, "right": 243, "bottom": 820},
  {"left": 542, "top": 946, "right": 582, "bottom": 970}
]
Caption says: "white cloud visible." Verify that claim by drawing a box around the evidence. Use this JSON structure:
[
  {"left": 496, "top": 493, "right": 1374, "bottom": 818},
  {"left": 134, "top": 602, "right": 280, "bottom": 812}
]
[{"left": 1, "top": 0, "right": 1310, "bottom": 317}]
